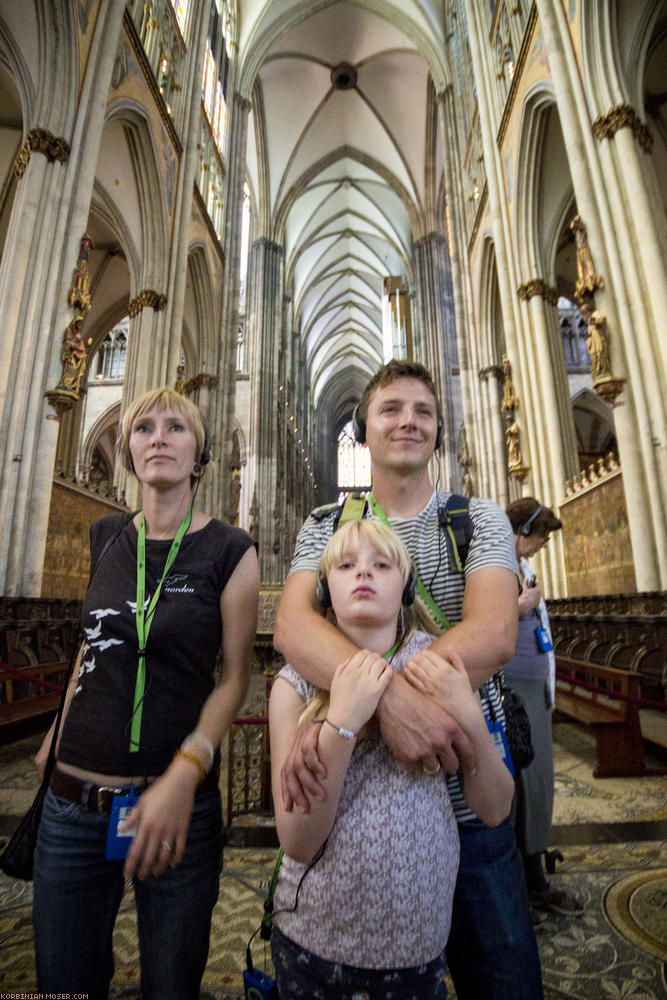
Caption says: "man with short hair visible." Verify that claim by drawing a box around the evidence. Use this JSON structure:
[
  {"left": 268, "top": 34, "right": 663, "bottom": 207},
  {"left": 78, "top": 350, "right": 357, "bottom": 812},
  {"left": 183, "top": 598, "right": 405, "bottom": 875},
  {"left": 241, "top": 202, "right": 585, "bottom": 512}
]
[{"left": 275, "top": 359, "right": 543, "bottom": 999}]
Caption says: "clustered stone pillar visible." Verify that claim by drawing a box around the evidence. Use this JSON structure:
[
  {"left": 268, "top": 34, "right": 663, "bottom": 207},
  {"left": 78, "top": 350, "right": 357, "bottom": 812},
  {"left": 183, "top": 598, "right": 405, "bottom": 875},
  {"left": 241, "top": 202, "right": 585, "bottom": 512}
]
[
  {"left": 245, "top": 237, "right": 283, "bottom": 582},
  {"left": 412, "top": 232, "right": 461, "bottom": 488}
]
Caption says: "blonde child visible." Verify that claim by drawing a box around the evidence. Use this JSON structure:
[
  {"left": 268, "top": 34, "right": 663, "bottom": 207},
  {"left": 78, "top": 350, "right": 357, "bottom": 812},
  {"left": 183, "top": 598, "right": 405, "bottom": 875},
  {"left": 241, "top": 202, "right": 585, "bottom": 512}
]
[{"left": 269, "top": 520, "right": 514, "bottom": 999}]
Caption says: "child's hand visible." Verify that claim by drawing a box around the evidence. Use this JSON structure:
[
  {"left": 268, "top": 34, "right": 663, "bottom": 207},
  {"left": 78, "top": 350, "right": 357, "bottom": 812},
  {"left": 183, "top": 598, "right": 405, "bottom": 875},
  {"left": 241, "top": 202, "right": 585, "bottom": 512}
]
[
  {"left": 403, "top": 649, "right": 485, "bottom": 736},
  {"left": 328, "top": 650, "right": 393, "bottom": 735}
]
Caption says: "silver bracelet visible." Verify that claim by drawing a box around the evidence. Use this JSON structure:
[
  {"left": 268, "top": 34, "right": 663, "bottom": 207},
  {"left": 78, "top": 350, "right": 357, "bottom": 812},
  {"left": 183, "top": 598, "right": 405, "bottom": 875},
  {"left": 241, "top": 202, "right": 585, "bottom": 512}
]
[
  {"left": 181, "top": 732, "right": 215, "bottom": 773},
  {"left": 323, "top": 717, "right": 356, "bottom": 741}
]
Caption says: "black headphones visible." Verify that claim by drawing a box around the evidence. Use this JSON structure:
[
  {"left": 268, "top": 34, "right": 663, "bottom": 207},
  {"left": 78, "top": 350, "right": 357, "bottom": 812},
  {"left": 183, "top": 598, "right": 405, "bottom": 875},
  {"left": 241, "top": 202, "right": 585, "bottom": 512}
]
[
  {"left": 519, "top": 504, "right": 543, "bottom": 536},
  {"left": 316, "top": 562, "right": 417, "bottom": 609},
  {"left": 192, "top": 419, "right": 212, "bottom": 476},
  {"left": 352, "top": 403, "right": 444, "bottom": 451}
]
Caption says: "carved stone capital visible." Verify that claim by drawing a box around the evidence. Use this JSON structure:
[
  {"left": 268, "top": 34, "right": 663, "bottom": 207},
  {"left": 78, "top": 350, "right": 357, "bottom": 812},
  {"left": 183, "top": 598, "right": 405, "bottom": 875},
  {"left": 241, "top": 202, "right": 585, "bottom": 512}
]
[
  {"left": 182, "top": 372, "right": 218, "bottom": 395},
  {"left": 128, "top": 289, "right": 168, "bottom": 317},
  {"left": 593, "top": 104, "right": 654, "bottom": 154},
  {"left": 517, "top": 278, "right": 559, "bottom": 306},
  {"left": 478, "top": 364, "right": 503, "bottom": 383},
  {"left": 14, "top": 127, "right": 71, "bottom": 178}
]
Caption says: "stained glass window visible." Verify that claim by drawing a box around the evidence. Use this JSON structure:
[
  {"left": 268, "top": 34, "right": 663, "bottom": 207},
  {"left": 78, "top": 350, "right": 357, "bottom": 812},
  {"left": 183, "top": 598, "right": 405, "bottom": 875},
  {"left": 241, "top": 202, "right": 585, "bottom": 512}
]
[{"left": 337, "top": 421, "right": 371, "bottom": 491}]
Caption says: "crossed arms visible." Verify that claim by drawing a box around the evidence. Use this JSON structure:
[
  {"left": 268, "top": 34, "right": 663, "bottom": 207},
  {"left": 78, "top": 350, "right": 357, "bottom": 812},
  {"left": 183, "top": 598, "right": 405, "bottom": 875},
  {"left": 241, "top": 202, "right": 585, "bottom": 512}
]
[{"left": 273, "top": 563, "right": 518, "bottom": 808}]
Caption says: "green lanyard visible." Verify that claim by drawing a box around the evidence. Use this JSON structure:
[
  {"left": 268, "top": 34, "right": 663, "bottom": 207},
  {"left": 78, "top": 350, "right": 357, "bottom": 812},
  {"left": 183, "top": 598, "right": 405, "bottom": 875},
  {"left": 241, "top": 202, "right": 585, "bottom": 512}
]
[
  {"left": 131, "top": 505, "right": 193, "bottom": 752},
  {"left": 368, "top": 492, "right": 453, "bottom": 632}
]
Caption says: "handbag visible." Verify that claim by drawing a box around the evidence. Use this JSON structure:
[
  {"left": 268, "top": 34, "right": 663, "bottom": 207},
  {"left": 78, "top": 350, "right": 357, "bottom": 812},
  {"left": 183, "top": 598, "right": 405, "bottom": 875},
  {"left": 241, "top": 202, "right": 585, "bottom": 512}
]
[
  {"left": 0, "top": 660, "right": 69, "bottom": 879},
  {"left": 0, "top": 512, "right": 134, "bottom": 881},
  {"left": 498, "top": 672, "right": 534, "bottom": 771}
]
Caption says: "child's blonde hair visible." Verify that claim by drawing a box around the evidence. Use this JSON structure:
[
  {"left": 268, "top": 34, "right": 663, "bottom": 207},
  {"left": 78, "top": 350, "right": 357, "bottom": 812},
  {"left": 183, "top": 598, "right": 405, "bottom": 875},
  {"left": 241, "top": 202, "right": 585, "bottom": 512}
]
[{"left": 299, "top": 519, "right": 422, "bottom": 728}]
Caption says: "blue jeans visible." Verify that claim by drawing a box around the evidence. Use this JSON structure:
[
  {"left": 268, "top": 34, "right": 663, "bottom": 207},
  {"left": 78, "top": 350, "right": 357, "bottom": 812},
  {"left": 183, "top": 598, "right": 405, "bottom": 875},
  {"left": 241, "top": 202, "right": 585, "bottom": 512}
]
[
  {"left": 33, "top": 785, "right": 223, "bottom": 1000},
  {"left": 445, "top": 817, "right": 543, "bottom": 1000},
  {"left": 271, "top": 925, "right": 448, "bottom": 999}
]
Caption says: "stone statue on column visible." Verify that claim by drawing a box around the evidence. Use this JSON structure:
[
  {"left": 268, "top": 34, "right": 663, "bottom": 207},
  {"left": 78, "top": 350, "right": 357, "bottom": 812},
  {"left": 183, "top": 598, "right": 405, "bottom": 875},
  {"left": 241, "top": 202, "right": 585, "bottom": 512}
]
[{"left": 45, "top": 233, "right": 94, "bottom": 418}]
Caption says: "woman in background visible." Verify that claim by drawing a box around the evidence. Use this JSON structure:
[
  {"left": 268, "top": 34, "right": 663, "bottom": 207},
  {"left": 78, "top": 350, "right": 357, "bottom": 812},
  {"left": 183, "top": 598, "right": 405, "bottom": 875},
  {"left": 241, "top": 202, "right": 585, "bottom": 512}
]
[{"left": 505, "top": 497, "right": 583, "bottom": 919}]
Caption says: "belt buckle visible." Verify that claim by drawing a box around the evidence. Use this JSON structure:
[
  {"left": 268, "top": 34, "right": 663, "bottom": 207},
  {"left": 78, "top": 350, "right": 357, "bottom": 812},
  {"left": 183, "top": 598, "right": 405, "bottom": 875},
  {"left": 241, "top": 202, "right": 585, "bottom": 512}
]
[{"left": 96, "top": 784, "right": 130, "bottom": 814}]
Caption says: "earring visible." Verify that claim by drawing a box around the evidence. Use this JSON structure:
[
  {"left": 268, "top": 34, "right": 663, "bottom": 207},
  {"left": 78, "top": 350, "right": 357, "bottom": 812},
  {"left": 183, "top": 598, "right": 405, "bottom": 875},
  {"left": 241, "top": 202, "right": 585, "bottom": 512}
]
[{"left": 192, "top": 462, "right": 203, "bottom": 477}]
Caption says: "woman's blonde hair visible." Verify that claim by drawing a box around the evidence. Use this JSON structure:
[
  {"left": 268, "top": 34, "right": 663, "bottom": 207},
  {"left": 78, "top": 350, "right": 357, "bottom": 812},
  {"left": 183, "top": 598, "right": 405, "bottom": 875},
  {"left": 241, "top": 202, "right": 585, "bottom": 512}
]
[
  {"left": 117, "top": 388, "right": 208, "bottom": 485},
  {"left": 299, "top": 519, "right": 418, "bottom": 728}
]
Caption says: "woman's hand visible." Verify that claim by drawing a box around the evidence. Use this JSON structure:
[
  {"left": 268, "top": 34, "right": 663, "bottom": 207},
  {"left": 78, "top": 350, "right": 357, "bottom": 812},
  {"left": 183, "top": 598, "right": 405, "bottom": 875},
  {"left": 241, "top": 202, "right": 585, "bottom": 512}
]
[
  {"left": 120, "top": 758, "right": 199, "bottom": 880},
  {"left": 518, "top": 579, "right": 542, "bottom": 614},
  {"left": 328, "top": 650, "right": 393, "bottom": 735}
]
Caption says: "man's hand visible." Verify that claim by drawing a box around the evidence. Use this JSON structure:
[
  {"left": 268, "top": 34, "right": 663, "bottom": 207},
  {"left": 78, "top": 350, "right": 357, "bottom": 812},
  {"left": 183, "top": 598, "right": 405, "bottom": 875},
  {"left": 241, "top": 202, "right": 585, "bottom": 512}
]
[
  {"left": 377, "top": 670, "right": 476, "bottom": 774},
  {"left": 280, "top": 719, "right": 328, "bottom": 813}
]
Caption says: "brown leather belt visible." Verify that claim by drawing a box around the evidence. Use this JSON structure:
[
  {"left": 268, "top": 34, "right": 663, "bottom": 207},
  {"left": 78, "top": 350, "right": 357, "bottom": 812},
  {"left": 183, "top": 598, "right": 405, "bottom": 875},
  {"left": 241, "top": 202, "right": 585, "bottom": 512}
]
[{"left": 50, "top": 768, "right": 152, "bottom": 815}]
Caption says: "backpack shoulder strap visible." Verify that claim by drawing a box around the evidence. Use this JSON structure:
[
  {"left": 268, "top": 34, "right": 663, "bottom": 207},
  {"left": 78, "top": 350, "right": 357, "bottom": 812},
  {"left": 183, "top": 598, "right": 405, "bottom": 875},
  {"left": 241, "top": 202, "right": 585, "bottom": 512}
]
[
  {"left": 438, "top": 494, "right": 472, "bottom": 574},
  {"left": 335, "top": 492, "right": 368, "bottom": 530}
]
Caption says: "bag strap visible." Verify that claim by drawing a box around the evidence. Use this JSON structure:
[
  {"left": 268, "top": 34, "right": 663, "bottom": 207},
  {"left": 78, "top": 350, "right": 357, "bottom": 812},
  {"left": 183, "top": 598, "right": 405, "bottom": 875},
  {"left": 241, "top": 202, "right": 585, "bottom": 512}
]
[
  {"left": 88, "top": 510, "right": 136, "bottom": 586},
  {"left": 437, "top": 493, "right": 472, "bottom": 574},
  {"left": 333, "top": 492, "right": 367, "bottom": 531}
]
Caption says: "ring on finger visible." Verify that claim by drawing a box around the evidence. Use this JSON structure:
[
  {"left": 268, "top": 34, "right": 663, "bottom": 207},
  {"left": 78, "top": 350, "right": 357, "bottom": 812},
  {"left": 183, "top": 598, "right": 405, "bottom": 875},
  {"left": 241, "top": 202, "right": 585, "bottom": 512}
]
[
  {"left": 160, "top": 840, "right": 174, "bottom": 853},
  {"left": 421, "top": 760, "right": 441, "bottom": 776}
]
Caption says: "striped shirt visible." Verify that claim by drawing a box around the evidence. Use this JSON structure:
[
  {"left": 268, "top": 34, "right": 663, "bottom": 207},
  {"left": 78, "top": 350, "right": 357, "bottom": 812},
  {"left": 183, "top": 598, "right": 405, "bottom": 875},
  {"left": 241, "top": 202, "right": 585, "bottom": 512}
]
[{"left": 288, "top": 489, "right": 518, "bottom": 824}]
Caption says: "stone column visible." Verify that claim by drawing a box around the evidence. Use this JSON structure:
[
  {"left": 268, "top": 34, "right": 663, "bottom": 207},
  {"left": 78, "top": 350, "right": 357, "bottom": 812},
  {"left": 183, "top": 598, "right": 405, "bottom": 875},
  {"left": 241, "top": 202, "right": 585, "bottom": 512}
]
[
  {"left": 159, "top": 0, "right": 212, "bottom": 382},
  {"left": 412, "top": 232, "right": 460, "bottom": 487},
  {"left": 0, "top": 2, "right": 126, "bottom": 595},
  {"left": 534, "top": 0, "right": 666, "bottom": 590},
  {"left": 478, "top": 366, "right": 508, "bottom": 505},
  {"left": 437, "top": 87, "right": 486, "bottom": 497},
  {"left": 245, "top": 237, "right": 283, "bottom": 582},
  {"left": 216, "top": 92, "right": 252, "bottom": 521}
]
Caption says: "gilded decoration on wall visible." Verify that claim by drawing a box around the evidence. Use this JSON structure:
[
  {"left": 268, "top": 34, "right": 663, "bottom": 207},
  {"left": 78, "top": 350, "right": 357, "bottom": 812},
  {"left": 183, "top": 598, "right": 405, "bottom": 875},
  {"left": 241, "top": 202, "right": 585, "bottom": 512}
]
[
  {"left": 14, "top": 127, "right": 71, "bottom": 178},
  {"left": 500, "top": 354, "right": 530, "bottom": 481},
  {"left": 45, "top": 234, "right": 94, "bottom": 419},
  {"left": 456, "top": 424, "right": 474, "bottom": 498},
  {"left": 570, "top": 215, "right": 604, "bottom": 310},
  {"left": 501, "top": 353, "right": 519, "bottom": 418},
  {"left": 570, "top": 216, "right": 625, "bottom": 405}
]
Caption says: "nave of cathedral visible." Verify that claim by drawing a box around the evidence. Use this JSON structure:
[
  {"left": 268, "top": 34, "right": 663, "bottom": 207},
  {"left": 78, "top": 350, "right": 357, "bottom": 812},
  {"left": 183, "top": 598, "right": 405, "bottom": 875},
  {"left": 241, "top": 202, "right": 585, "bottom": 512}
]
[
  {"left": 0, "top": 0, "right": 664, "bottom": 600},
  {"left": 0, "top": 2, "right": 665, "bottom": 996}
]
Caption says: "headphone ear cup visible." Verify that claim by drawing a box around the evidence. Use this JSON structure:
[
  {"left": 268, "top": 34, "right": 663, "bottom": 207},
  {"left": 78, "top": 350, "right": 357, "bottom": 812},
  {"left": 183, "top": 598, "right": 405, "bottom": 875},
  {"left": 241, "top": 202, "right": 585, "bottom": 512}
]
[
  {"left": 519, "top": 504, "right": 543, "bottom": 536},
  {"left": 200, "top": 418, "right": 212, "bottom": 467},
  {"left": 352, "top": 404, "right": 366, "bottom": 444},
  {"left": 315, "top": 574, "right": 331, "bottom": 608},
  {"left": 402, "top": 567, "right": 417, "bottom": 606}
]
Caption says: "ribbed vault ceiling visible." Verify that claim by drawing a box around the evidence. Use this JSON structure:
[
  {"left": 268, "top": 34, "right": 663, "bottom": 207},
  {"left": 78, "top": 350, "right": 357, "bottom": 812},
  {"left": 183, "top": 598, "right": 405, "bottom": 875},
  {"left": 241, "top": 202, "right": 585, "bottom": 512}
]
[{"left": 240, "top": 0, "right": 449, "bottom": 418}]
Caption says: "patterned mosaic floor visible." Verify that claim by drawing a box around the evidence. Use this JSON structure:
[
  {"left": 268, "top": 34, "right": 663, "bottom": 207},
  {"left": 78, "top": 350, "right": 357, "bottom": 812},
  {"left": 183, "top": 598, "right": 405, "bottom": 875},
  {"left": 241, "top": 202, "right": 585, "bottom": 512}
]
[{"left": 1, "top": 721, "right": 666, "bottom": 998}]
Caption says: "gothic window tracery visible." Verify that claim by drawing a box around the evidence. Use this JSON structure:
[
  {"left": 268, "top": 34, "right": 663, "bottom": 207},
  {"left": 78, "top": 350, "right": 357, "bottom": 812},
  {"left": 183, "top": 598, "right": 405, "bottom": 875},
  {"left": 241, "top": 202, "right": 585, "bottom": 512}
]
[{"left": 94, "top": 320, "right": 128, "bottom": 382}]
